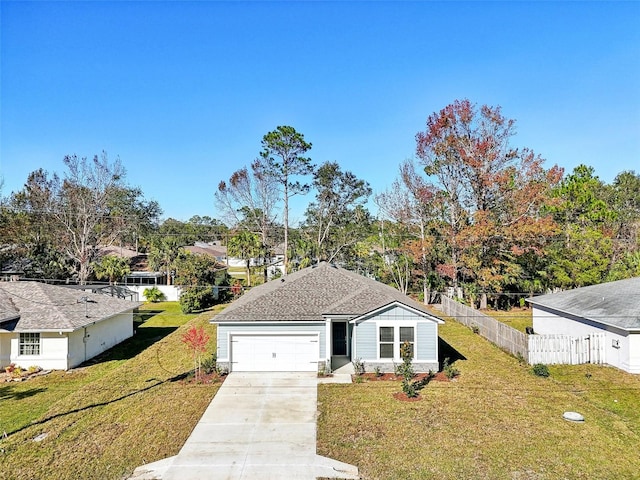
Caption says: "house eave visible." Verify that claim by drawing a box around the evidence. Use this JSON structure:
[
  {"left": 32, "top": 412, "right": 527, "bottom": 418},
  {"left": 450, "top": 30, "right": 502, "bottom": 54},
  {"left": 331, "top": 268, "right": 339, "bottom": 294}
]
[
  {"left": 529, "top": 301, "right": 640, "bottom": 333},
  {"left": 349, "top": 301, "right": 445, "bottom": 324}
]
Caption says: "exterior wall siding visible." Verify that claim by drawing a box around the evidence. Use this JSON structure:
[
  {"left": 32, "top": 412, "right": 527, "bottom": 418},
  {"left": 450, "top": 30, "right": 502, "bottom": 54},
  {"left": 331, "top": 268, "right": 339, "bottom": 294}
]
[
  {"left": 353, "top": 305, "right": 440, "bottom": 373},
  {"left": 533, "top": 306, "right": 634, "bottom": 373},
  {"left": 7, "top": 311, "right": 135, "bottom": 371},
  {"left": 0, "top": 334, "right": 10, "bottom": 368},
  {"left": 354, "top": 322, "right": 376, "bottom": 360},
  {"left": 11, "top": 333, "right": 69, "bottom": 370},
  {"left": 417, "top": 322, "right": 437, "bottom": 360}
]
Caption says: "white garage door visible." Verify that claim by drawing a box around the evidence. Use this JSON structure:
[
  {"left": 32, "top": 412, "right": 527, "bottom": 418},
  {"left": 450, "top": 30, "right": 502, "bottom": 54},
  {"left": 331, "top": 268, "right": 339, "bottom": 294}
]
[{"left": 231, "top": 334, "right": 319, "bottom": 372}]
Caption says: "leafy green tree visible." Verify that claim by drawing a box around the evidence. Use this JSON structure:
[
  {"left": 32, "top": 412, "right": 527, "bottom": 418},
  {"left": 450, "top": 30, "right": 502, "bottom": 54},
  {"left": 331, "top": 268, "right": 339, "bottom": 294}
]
[
  {"left": 227, "top": 231, "right": 262, "bottom": 286},
  {"left": 547, "top": 165, "right": 617, "bottom": 288},
  {"left": 174, "top": 251, "right": 230, "bottom": 313},
  {"left": 260, "top": 126, "right": 314, "bottom": 274},
  {"left": 6, "top": 153, "right": 160, "bottom": 284},
  {"left": 93, "top": 255, "right": 131, "bottom": 284},
  {"left": 416, "top": 99, "right": 562, "bottom": 298},
  {"left": 303, "top": 161, "right": 372, "bottom": 263}
]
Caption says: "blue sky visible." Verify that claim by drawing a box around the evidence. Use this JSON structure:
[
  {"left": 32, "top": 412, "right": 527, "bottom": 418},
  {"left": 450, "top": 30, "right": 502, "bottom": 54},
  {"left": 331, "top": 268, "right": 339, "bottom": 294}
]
[{"left": 1, "top": 1, "right": 639, "bottom": 224}]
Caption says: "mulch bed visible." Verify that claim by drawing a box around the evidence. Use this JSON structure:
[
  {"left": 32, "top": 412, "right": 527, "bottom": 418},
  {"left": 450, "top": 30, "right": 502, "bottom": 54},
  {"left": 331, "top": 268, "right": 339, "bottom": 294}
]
[
  {"left": 352, "top": 371, "right": 454, "bottom": 402},
  {"left": 180, "top": 371, "right": 227, "bottom": 385},
  {"left": 356, "top": 371, "right": 451, "bottom": 382}
]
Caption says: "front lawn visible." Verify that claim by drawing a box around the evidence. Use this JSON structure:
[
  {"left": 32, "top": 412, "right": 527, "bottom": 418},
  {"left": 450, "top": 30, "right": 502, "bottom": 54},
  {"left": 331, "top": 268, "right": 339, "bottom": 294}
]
[
  {"left": 0, "top": 302, "right": 224, "bottom": 480},
  {"left": 318, "top": 317, "right": 640, "bottom": 480}
]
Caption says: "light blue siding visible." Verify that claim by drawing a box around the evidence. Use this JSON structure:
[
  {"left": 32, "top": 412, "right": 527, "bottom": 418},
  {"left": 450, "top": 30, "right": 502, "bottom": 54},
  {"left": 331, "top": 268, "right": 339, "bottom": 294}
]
[
  {"left": 217, "top": 323, "right": 327, "bottom": 359},
  {"left": 417, "top": 322, "right": 437, "bottom": 360},
  {"left": 355, "top": 322, "right": 376, "bottom": 359},
  {"left": 373, "top": 305, "right": 426, "bottom": 321}
]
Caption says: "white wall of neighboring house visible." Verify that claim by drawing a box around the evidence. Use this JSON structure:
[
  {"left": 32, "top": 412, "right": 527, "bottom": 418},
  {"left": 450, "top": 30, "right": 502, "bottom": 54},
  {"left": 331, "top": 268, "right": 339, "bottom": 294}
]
[
  {"left": 532, "top": 307, "right": 638, "bottom": 373},
  {"left": 128, "top": 285, "right": 182, "bottom": 302},
  {"left": 6, "top": 311, "right": 135, "bottom": 371},
  {"left": 67, "top": 312, "right": 134, "bottom": 368},
  {"left": 0, "top": 333, "right": 12, "bottom": 368},
  {"left": 10, "top": 332, "right": 69, "bottom": 370}
]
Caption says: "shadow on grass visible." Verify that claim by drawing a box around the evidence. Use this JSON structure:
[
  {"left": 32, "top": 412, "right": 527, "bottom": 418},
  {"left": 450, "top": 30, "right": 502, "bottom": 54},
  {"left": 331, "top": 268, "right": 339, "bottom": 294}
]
[
  {"left": 438, "top": 336, "right": 466, "bottom": 370},
  {"left": 134, "top": 309, "right": 165, "bottom": 323},
  {"left": 0, "top": 385, "right": 47, "bottom": 401},
  {"left": 81, "top": 326, "right": 178, "bottom": 366},
  {"left": 3, "top": 372, "right": 189, "bottom": 438}
]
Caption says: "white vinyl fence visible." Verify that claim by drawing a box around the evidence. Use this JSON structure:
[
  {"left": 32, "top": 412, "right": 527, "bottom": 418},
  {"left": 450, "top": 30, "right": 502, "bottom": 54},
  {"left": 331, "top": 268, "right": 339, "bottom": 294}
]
[
  {"left": 528, "top": 333, "right": 606, "bottom": 365},
  {"left": 441, "top": 296, "right": 606, "bottom": 366}
]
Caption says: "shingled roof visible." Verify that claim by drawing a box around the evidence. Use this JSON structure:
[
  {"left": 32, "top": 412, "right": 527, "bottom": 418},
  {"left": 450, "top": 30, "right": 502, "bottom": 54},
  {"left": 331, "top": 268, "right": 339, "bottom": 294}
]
[
  {"left": 0, "top": 282, "right": 143, "bottom": 332},
  {"left": 527, "top": 277, "right": 640, "bottom": 331},
  {"left": 212, "top": 262, "right": 438, "bottom": 323}
]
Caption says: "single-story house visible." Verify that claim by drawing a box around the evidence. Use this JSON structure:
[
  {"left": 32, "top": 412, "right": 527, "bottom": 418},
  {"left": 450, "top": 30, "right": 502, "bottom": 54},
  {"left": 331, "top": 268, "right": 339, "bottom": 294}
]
[
  {"left": 211, "top": 262, "right": 444, "bottom": 373},
  {"left": 0, "top": 281, "right": 142, "bottom": 370},
  {"left": 527, "top": 277, "right": 640, "bottom": 374}
]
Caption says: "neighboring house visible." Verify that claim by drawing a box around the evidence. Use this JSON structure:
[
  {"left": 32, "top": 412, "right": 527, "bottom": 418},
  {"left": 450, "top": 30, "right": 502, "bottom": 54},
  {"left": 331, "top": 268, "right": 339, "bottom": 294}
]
[
  {"left": 211, "top": 262, "right": 444, "bottom": 373},
  {"left": 0, "top": 281, "right": 142, "bottom": 370},
  {"left": 527, "top": 277, "right": 640, "bottom": 374},
  {"left": 185, "top": 242, "right": 228, "bottom": 263}
]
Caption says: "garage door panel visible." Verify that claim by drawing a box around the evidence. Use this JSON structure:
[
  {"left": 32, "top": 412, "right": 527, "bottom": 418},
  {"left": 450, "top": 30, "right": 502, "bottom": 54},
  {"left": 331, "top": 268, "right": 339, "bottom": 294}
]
[{"left": 231, "top": 334, "right": 319, "bottom": 372}]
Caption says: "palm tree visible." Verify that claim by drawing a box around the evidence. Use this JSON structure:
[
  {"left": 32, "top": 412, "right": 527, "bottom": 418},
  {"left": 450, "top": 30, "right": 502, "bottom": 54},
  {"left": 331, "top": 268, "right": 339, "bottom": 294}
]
[{"left": 93, "top": 255, "right": 131, "bottom": 285}]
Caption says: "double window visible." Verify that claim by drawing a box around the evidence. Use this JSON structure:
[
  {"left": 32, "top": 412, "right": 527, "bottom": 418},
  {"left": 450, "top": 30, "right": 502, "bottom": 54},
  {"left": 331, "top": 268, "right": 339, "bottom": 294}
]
[
  {"left": 19, "top": 333, "right": 41, "bottom": 356},
  {"left": 379, "top": 326, "right": 414, "bottom": 359}
]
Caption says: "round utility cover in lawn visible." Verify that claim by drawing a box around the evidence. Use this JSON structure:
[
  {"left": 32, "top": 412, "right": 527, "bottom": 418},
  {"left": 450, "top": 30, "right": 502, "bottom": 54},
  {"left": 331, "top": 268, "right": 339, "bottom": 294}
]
[{"left": 563, "top": 411, "right": 585, "bottom": 422}]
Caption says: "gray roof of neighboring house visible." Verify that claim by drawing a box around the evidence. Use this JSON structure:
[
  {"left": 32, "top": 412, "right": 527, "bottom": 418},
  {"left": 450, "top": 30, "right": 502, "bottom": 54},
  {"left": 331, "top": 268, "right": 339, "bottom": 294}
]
[
  {"left": 0, "top": 288, "right": 20, "bottom": 323},
  {"left": 212, "top": 262, "right": 442, "bottom": 323},
  {"left": 527, "top": 277, "right": 640, "bottom": 331},
  {"left": 0, "top": 281, "right": 143, "bottom": 332}
]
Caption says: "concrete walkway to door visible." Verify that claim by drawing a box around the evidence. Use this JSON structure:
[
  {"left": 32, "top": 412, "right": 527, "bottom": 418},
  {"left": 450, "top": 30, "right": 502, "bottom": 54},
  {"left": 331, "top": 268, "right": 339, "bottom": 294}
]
[{"left": 130, "top": 372, "right": 359, "bottom": 480}]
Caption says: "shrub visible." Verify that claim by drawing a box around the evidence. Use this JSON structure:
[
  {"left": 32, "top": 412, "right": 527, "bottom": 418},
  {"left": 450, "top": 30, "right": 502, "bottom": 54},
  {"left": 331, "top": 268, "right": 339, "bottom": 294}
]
[
  {"left": 143, "top": 287, "right": 165, "bottom": 303},
  {"left": 532, "top": 363, "right": 550, "bottom": 377},
  {"left": 352, "top": 358, "right": 365, "bottom": 375},
  {"left": 201, "top": 354, "right": 217, "bottom": 374},
  {"left": 179, "top": 287, "right": 214, "bottom": 313},
  {"left": 400, "top": 341, "right": 421, "bottom": 398},
  {"left": 443, "top": 357, "right": 460, "bottom": 379},
  {"left": 471, "top": 324, "right": 480, "bottom": 334},
  {"left": 374, "top": 366, "right": 383, "bottom": 377}
]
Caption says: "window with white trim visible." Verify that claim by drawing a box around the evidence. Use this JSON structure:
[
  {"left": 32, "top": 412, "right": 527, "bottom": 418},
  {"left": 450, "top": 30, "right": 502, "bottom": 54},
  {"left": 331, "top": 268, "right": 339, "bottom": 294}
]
[
  {"left": 400, "top": 326, "right": 415, "bottom": 359},
  {"left": 378, "top": 326, "right": 415, "bottom": 359},
  {"left": 379, "top": 327, "right": 394, "bottom": 358},
  {"left": 19, "top": 332, "right": 41, "bottom": 355}
]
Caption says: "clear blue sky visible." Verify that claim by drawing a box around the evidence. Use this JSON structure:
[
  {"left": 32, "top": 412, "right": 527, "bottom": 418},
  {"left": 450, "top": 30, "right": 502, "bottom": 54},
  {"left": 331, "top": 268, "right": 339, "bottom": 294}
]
[{"left": 2, "top": 1, "right": 639, "bottom": 223}]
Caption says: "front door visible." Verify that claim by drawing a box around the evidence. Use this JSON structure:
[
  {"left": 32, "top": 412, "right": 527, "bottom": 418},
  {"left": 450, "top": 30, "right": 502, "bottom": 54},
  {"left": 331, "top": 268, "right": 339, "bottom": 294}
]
[{"left": 332, "top": 322, "right": 347, "bottom": 356}]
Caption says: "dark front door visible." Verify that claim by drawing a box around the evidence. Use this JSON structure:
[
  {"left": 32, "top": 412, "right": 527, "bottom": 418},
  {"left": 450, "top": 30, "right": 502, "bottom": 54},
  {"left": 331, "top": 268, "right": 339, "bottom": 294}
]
[{"left": 332, "top": 322, "right": 347, "bottom": 356}]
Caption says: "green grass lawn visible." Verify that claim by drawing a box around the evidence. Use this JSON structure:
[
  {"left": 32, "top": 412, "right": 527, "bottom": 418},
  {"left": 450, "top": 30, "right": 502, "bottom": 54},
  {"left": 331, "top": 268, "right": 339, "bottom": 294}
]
[
  {"left": 317, "top": 317, "right": 640, "bottom": 480},
  {"left": 486, "top": 307, "right": 533, "bottom": 333},
  {"left": 0, "top": 302, "right": 225, "bottom": 480},
  {"left": 3, "top": 302, "right": 639, "bottom": 480}
]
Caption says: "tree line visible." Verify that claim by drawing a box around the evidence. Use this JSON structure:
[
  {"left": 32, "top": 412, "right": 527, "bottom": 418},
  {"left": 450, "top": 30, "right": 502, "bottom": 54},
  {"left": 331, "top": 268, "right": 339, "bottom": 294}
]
[{"left": 1, "top": 99, "right": 638, "bottom": 309}]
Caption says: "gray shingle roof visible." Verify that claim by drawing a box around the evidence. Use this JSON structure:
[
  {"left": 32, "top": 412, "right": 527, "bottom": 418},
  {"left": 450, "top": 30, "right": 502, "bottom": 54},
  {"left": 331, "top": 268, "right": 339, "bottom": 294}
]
[
  {"left": 527, "top": 277, "right": 640, "bottom": 331},
  {"left": 0, "top": 288, "right": 20, "bottom": 323},
  {"left": 0, "top": 282, "right": 143, "bottom": 332},
  {"left": 212, "top": 262, "right": 439, "bottom": 322}
]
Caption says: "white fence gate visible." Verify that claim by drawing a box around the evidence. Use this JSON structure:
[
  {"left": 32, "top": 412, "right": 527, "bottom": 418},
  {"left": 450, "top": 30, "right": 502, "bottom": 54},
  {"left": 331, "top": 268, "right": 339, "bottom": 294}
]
[{"left": 528, "top": 333, "right": 606, "bottom": 365}]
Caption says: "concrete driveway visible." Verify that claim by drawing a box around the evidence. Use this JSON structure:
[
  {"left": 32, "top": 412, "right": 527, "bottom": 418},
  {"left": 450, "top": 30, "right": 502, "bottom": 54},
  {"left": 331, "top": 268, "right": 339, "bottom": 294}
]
[{"left": 131, "top": 372, "right": 359, "bottom": 480}]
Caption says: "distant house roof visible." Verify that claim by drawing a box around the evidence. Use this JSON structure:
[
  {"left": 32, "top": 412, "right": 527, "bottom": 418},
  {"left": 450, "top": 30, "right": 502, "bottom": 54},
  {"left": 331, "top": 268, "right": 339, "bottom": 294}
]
[
  {"left": 184, "top": 245, "right": 227, "bottom": 258},
  {"left": 0, "top": 288, "right": 20, "bottom": 323},
  {"left": 212, "top": 262, "right": 443, "bottom": 323},
  {"left": 0, "top": 282, "right": 143, "bottom": 332},
  {"left": 527, "top": 277, "right": 640, "bottom": 332},
  {"left": 99, "top": 245, "right": 140, "bottom": 258}
]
